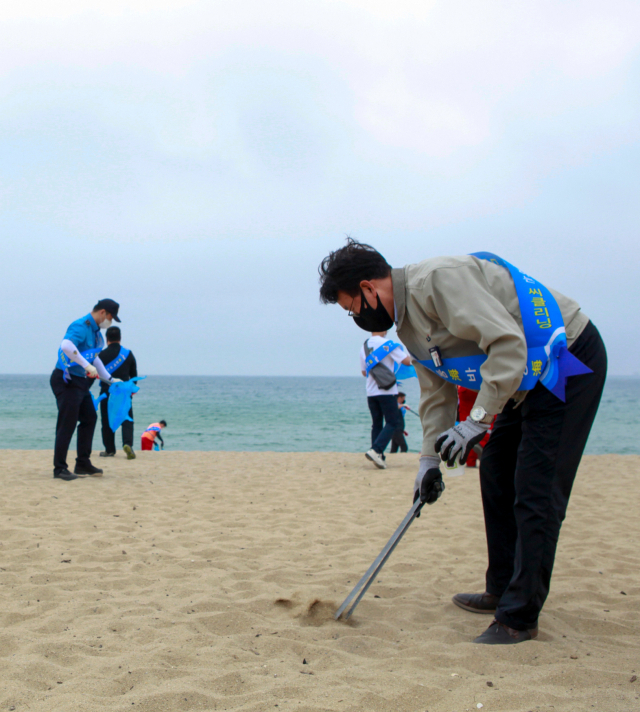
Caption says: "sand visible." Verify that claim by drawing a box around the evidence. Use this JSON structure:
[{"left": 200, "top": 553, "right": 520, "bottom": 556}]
[{"left": 0, "top": 450, "right": 638, "bottom": 712}]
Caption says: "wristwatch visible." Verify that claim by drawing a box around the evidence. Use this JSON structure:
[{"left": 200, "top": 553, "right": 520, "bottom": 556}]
[{"left": 470, "top": 405, "right": 492, "bottom": 424}]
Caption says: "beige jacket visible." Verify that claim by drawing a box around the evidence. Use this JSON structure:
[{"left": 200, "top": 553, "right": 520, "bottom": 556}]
[{"left": 392, "top": 256, "right": 589, "bottom": 456}]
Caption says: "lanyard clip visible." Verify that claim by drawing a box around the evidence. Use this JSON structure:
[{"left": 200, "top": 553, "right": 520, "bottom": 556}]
[{"left": 429, "top": 346, "right": 443, "bottom": 368}]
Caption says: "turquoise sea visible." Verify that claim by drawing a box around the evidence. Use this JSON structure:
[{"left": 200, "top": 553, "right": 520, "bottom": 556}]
[{"left": 0, "top": 375, "right": 638, "bottom": 454}]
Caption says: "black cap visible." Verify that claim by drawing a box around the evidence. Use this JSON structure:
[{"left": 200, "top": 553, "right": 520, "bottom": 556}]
[{"left": 95, "top": 298, "right": 121, "bottom": 322}]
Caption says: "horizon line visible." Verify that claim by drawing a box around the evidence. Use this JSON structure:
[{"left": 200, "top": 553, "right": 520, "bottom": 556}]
[{"left": 1, "top": 372, "right": 639, "bottom": 379}]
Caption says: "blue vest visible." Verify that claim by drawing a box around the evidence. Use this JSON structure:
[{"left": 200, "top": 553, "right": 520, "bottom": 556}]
[
  {"left": 412, "top": 253, "right": 591, "bottom": 401},
  {"left": 56, "top": 313, "right": 104, "bottom": 379},
  {"left": 56, "top": 346, "right": 103, "bottom": 381}
]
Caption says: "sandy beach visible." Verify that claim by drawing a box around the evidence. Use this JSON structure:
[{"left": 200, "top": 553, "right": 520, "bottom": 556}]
[{"left": 0, "top": 450, "right": 638, "bottom": 712}]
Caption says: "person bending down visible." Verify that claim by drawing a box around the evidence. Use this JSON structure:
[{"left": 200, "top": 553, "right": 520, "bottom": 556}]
[
  {"left": 141, "top": 421, "right": 167, "bottom": 451},
  {"left": 318, "top": 239, "right": 606, "bottom": 645}
]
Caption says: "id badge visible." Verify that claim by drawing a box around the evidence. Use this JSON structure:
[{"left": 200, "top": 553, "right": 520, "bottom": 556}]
[{"left": 429, "top": 346, "right": 443, "bottom": 368}]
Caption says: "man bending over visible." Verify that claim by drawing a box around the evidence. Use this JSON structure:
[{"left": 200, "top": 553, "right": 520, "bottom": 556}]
[{"left": 318, "top": 239, "right": 606, "bottom": 645}]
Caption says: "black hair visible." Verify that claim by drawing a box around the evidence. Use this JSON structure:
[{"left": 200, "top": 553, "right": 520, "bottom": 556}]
[
  {"left": 159, "top": 420, "right": 167, "bottom": 427},
  {"left": 398, "top": 392, "right": 406, "bottom": 398},
  {"left": 106, "top": 326, "right": 121, "bottom": 342},
  {"left": 318, "top": 238, "right": 391, "bottom": 304}
]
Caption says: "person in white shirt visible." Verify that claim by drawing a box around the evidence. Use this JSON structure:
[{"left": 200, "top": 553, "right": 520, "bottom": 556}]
[{"left": 359, "top": 330, "right": 411, "bottom": 469}]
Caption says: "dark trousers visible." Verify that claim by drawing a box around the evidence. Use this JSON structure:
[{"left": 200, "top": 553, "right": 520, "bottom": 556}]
[
  {"left": 100, "top": 396, "right": 134, "bottom": 453},
  {"left": 479, "top": 321, "right": 607, "bottom": 630},
  {"left": 390, "top": 429, "right": 408, "bottom": 453},
  {"left": 50, "top": 369, "right": 97, "bottom": 472},
  {"left": 367, "top": 395, "right": 399, "bottom": 454}
]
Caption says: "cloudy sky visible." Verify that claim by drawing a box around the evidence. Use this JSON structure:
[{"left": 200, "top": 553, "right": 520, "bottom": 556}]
[{"left": 2, "top": 0, "right": 639, "bottom": 376}]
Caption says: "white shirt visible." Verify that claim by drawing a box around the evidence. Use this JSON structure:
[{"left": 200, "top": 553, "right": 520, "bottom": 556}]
[{"left": 359, "top": 335, "right": 408, "bottom": 397}]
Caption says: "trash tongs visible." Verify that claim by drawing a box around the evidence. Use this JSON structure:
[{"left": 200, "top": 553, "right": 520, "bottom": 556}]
[{"left": 334, "top": 497, "right": 425, "bottom": 620}]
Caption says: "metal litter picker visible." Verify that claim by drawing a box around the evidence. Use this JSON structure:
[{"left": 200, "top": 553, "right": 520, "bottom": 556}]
[{"left": 334, "top": 497, "right": 425, "bottom": 620}]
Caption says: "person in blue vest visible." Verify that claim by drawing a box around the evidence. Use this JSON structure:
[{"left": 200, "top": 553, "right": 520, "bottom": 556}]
[
  {"left": 319, "top": 239, "right": 607, "bottom": 645},
  {"left": 50, "top": 299, "right": 123, "bottom": 481},
  {"left": 98, "top": 326, "right": 138, "bottom": 460}
]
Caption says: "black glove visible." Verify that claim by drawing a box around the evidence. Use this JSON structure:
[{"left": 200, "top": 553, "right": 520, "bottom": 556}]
[{"left": 413, "top": 456, "right": 445, "bottom": 515}]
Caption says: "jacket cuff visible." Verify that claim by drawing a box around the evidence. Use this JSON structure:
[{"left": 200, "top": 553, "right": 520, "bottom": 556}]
[
  {"left": 422, "top": 440, "right": 442, "bottom": 458},
  {"left": 473, "top": 393, "right": 507, "bottom": 416}
]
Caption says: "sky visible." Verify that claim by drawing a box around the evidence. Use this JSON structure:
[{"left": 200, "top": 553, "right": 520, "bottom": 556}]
[{"left": 1, "top": 0, "right": 639, "bottom": 376}]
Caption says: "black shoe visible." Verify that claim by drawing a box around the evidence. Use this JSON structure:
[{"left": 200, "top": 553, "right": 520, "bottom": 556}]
[
  {"left": 452, "top": 591, "right": 500, "bottom": 614},
  {"left": 53, "top": 469, "right": 78, "bottom": 481},
  {"left": 473, "top": 619, "right": 538, "bottom": 645},
  {"left": 99, "top": 451, "right": 115, "bottom": 457},
  {"left": 74, "top": 464, "right": 103, "bottom": 477}
]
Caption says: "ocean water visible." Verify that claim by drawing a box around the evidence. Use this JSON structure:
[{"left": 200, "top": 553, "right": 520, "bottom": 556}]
[{"left": 0, "top": 374, "right": 638, "bottom": 454}]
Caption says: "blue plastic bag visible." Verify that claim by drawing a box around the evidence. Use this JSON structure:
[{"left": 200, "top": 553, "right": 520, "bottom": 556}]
[
  {"left": 108, "top": 376, "right": 146, "bottom": 432},
  {"left": 92, "top": 392, "right": 107, "bottom": 411},
  {"left": 394, "top": 363, "right": 417, "bottom": 381}
]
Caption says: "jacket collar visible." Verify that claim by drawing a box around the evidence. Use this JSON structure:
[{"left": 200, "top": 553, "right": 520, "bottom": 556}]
[
  {"left": 87, "top": 313, "right": 100, "bottom": 332},
  {"left": 391, "top": 267, "right": 406, "bottom": 329}
]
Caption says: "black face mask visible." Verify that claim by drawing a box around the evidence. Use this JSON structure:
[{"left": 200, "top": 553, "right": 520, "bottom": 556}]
[{"left": 352, "top": 289, "right": 394, "bottom": 332}]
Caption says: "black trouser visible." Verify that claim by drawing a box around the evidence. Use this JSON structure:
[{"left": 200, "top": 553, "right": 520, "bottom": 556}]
[
  {"left": 390, "top": 429, "right": 408, "bottom": 452},
  {"left": 50, "top": 369, "right": 97, "bottom": 472},
  {"left": 100, "top": 395, "right": 134, "bottom": 454},
  {"left": 479, "top": 321, "right": 607, "bottom": 631},
  {"left": 367, "top": 395, "right": 399, "bottom": 454}
]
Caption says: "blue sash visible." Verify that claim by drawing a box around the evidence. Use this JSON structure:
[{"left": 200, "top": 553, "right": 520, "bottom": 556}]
[
  {"left": 414, "top": 253, "right": 591, "bottom": 401},
  {"left": 366, "top": 340, "right": 417, "bottom": 381},
  {"left": 56, "top": 346, "right": 103, "bottom": 381},
  {"left": 104, "top": 347, "right": 130, "bottom": 375},
  {"left": 364, "top": 340, "right": 400, "bottom": 375}
]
